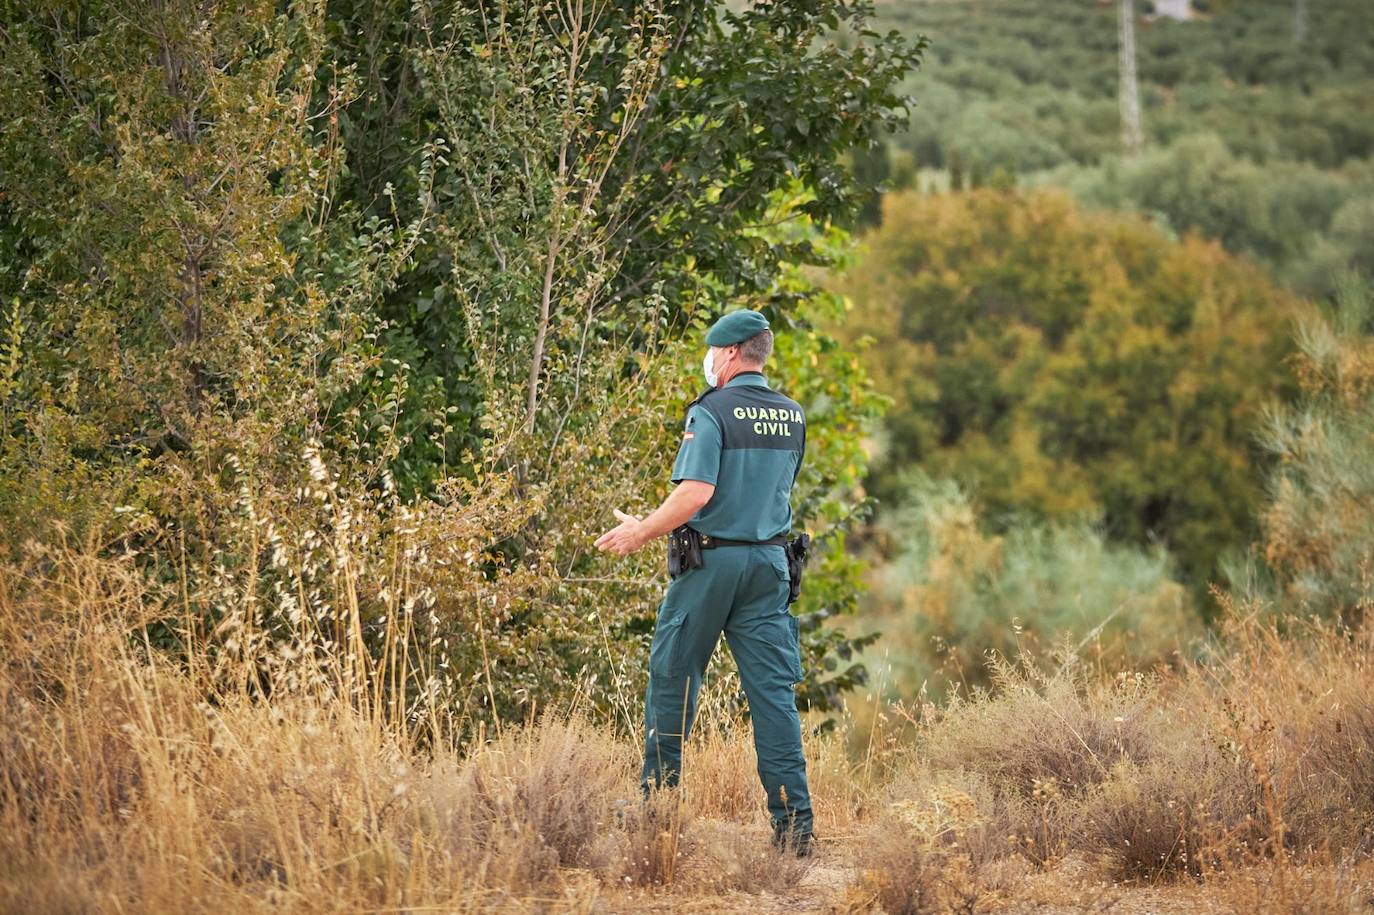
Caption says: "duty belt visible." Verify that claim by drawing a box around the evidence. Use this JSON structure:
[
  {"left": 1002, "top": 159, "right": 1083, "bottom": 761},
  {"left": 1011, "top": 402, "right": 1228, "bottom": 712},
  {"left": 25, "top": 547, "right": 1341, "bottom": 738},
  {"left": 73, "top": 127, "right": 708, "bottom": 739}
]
[{"left": 697, "top": 530, "right": 788, "bottom": 548}]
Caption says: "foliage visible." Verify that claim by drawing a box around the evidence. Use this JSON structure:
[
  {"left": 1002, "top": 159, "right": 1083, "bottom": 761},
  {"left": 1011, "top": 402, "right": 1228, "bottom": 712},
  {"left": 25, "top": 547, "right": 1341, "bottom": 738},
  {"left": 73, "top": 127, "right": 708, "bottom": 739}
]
[
  {"left": 314, "top": 0, "right": 921, "bottom": 722},
  {"left": 861, "top": 470, "right": 1193, "bottom": 698},
  {"left": 834, "top": 187, "right": 1300, "bottom": 595},
  {"left": 766, "top": 222, "right": 891, "bottom": 715},
  {"left": 319, "top": 0, "right": 926, "bottom": 496},
  {"left": 1043, "top": 132, "right": 1374, "bottom": 300},
  {"left": 867, "top": 0, "right": 1374, "bottom": 296},
  {"left": 0, "top": 0, "right": 416, "bottom": 544},
  {"left": 0, "top": 0, "right": 921, "bottom": 727},
  {"left": 1228, "top": 273, "right": 1374, "bottom": 622},
  {"left": 876, "top": 0, "right": 1374, "bottom": 175}
]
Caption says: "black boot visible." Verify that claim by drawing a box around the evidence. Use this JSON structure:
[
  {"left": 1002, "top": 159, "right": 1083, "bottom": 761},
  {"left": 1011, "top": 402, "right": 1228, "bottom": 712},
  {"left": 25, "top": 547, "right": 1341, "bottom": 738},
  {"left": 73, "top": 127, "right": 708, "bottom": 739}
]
[{"left": 771, "top": 823, "right": 814, "bottom": 858}]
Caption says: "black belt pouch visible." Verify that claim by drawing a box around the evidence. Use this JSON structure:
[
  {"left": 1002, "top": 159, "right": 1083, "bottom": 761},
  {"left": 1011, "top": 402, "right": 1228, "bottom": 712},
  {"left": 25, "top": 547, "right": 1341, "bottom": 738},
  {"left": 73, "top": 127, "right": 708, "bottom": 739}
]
[
  {"left": 667, "top": 524, "right": 705, "bottom": 578},
  {"left": 783, "top": 532, "right": 811, "bottom": 604}
]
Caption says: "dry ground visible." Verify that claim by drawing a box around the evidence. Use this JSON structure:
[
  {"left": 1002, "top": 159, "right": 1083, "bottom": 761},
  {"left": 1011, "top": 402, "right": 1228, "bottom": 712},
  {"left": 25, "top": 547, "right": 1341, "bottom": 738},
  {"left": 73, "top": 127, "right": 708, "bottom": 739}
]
[{"left": 493, "top": 831, "right": 1371, "bottom": 913}]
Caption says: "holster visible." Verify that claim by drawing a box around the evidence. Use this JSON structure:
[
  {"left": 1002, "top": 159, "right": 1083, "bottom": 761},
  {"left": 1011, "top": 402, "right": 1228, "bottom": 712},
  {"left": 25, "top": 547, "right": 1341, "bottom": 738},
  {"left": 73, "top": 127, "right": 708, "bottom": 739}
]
[
  {"left": 667, "top": 524, "right": 705, "bottom": 579},
  {"left": 783, "top": 532, "right": 811, "bottom": 604}
]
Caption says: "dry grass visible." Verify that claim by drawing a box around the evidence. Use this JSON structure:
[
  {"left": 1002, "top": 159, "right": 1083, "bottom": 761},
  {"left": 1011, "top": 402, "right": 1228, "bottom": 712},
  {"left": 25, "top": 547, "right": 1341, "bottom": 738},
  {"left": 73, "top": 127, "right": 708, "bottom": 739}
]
[
  {"left": 2, "top": 543, "right": 1372, "bottom": 913},
  {"left": 854, "top": 772, "right": 1025, "bottom": 914},
  {"left": 836, "top": 600, "right": 1374, "bottom": 911}
]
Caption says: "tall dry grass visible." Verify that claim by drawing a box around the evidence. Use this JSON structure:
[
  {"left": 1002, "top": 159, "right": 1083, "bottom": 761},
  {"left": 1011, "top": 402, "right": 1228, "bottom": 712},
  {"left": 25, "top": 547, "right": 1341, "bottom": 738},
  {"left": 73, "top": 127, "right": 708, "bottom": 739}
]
[
  {"left": 848, "top": 591, "right": 1374, "bottom": 912},
  {"left": 2, "top": 535, "right": 1372, "bottom": 912},
  {"left": 0, "top": 537, "right": 851, "bottom": 913}
]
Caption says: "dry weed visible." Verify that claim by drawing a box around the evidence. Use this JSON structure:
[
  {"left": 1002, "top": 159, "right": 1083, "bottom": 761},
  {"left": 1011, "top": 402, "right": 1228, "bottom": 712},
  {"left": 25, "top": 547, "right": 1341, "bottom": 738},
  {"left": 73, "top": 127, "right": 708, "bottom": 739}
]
[
  {"left": 856, "top": 775, "right": 1016, "bottom": 914},
  {"left": 682, "top": 819, "right": 815, "bottom": 895},
  {"left": 4, "top": 538, "right": 1374, "bottom": 912},
  {"left": 599, "top": 786, "right": 695, "bottom": 888}
]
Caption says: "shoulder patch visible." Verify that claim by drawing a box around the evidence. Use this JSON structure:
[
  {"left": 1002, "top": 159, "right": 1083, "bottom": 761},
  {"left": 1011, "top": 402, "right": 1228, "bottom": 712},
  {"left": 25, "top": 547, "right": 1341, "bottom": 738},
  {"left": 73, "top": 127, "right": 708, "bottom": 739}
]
[{"left": 681, "top": 387, "right": 718, "bottom": 429}]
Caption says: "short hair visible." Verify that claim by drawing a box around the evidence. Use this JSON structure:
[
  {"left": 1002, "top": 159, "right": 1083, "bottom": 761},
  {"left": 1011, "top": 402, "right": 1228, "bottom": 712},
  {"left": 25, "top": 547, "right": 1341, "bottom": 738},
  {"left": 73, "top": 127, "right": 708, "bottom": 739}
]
[{"left": 738, "top": 328, "right": 773, "bottom": 366}]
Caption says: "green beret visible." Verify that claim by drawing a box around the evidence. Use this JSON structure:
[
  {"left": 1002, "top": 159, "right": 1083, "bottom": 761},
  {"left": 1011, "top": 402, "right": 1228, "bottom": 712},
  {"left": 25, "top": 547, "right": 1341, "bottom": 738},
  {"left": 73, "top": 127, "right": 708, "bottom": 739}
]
[{"left": 705, "top": 309, "right": 770, "bottom": 346}]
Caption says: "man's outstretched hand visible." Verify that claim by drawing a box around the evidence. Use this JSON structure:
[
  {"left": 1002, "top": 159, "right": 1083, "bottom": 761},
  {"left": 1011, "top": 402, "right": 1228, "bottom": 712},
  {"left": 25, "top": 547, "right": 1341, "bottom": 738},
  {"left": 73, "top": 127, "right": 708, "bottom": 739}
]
[
  {"left": 592, "top": 483, "right": 713, "bottom": 557},
  {"left": 594, "top": 509, "right": 647, "bottom": 556}
]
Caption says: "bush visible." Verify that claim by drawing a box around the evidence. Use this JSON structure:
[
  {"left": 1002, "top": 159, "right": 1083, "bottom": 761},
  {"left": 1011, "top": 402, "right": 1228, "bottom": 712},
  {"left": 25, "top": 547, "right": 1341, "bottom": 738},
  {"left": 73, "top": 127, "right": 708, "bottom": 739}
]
[
  {"left": 835, "top": 187, "right": 1300, "bottom": 594},
  {"left": 1235, "top": 275, "right": 1374, "bottom": 621},
  {"left": 862, "top": 471, "right": 1193, "bottom": 696}
]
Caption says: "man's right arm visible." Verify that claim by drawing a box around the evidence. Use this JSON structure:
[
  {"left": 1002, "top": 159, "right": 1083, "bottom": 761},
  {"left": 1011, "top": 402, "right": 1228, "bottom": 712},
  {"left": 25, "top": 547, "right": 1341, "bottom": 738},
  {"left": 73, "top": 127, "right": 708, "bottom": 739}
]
[{"left": 637, "top": 480, "right": 715, "bottom": 542}]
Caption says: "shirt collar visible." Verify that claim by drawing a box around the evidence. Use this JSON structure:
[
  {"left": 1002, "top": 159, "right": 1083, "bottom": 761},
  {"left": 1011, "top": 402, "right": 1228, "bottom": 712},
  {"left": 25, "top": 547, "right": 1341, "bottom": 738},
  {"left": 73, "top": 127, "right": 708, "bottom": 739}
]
[{"left": 723, "top": 370, "right": 769, "bottom": 389}]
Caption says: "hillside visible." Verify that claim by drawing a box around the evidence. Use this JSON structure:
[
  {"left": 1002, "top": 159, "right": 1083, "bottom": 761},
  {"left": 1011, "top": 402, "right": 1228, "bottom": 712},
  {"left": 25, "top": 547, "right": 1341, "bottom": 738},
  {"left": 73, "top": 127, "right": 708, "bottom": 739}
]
[{"left": 869, "top": 0, "right": 1374, "bottom": 295}]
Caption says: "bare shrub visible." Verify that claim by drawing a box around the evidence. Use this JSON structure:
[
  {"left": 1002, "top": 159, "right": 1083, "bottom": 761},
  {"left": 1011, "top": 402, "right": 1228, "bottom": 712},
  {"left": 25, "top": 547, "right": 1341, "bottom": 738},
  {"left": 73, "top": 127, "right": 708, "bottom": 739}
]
[
  {"left": 599, "top": 786, "right": 695, "bottom": 888},
  {"left": 436, "top": 716, "right": 632, "bottom": 871},
  {"left": 1206, "top": 851, "right": 1374, "bottom": 914},
  {"left": 922, "top": 658, "right": 1160, "bottom": 799},
  {"left": 674, "top": 676, "right": 881, "bottom": 835},
  {"left": 912, "top": 656, "right": 1164, "bottom": 866},
  {"left": 678, "top": 692, "right": 771, "bottom": 825},
  {"left": 1076, "top": 749, "right": 1263, "bottom": 880},
  {"left": 1291, "top": 689, "right": 1374, "bottom": 856},
  {"left": 808, "top": 711, "right": 885, "bottom": 833},
  {"left": 1247, "top": 630, "right": 1374, "bottom": 858},
  {"left": 5, "top": 530, "right": 1374, "bottom": 911},
  {"left": 857, "top": 774, "right": 1016, "bottom": 914},
  {"left": 1186, "top": 607, "right": 1374, "bottom": 863},
  {"left": 683, "top": 819, "right": 814, "bottom": 895}
]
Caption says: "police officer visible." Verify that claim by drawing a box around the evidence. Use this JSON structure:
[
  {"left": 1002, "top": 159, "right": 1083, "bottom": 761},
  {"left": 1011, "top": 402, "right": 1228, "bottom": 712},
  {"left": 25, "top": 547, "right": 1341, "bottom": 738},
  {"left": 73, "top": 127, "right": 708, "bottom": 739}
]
[{"left": 593, "top": 308, "right": 813, "bottom": 856}]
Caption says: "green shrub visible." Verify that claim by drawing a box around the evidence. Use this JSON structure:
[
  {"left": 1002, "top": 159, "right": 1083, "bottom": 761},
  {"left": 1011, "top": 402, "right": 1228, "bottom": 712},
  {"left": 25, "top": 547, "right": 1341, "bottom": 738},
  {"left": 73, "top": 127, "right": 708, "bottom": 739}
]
[{"left": 862, "top": 471, "right": 1193, "bottom": 697}]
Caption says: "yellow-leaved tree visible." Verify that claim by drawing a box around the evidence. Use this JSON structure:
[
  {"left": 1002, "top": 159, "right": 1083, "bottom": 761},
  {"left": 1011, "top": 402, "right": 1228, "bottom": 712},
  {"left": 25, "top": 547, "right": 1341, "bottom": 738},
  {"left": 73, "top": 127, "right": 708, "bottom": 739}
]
[{"left": 834, "top": 187, "right": 1302, "bottom": 602}]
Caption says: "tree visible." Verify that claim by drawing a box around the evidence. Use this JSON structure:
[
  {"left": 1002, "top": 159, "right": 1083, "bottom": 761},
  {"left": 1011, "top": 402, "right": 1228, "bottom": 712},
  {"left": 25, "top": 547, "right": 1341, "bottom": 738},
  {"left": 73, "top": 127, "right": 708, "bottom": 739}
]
[
  {"left": 833, "top": 188, "right": 1301, "bottom": 599},
  {"left": 0, "top": 0, "right": 421, "bottom": 541},
  {"left": 0, "top": 0, "right": 924, "bottom": 727},
  {"left": 322, "top": 0, "right": 927, "bottom": 497}
]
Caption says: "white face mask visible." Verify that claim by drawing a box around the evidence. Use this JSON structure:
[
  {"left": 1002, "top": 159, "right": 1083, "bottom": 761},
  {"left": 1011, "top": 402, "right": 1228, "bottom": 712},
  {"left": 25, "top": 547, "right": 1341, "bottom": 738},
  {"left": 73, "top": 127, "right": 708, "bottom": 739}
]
[{"left": 702, "top": 347, "right": 719, "bottom": 388}]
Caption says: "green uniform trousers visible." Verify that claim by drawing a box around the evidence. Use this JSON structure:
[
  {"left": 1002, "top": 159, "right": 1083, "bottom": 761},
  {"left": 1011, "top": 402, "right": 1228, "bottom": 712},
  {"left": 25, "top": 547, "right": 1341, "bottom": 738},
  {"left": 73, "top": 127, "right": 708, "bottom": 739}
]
[{"left": 639, "top": 542, "right": 813, "bottom": 837}]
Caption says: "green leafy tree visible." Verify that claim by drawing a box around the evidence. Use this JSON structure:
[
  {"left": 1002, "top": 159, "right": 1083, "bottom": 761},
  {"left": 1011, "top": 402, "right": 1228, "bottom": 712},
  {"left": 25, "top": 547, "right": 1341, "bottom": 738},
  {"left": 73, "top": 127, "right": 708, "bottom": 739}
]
[
  {"left": 858, "top": 0, "right": 1374, "bottom": 296},
  {"left": 874, "top": 0, "right": 1374, "bottom": 177},
  {"left": 0, "top": 0, "right": 923, "bottom": 727},
  {"left": 1051, "top": 132, "right": 1374, "bottom": 299},
  {"left": 319, "top": 0, "right": 927, "bottom": 496},
  {"left": 835, "top": 187, "right": 1301, "bottom": 598},
  {"left": 0, "top": 0, "right": 421, "bottom": 542}
]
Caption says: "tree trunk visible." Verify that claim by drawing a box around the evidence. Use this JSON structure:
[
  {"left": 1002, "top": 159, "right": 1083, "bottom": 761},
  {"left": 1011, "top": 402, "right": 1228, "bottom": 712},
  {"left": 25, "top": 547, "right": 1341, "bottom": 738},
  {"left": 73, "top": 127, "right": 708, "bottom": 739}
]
[
  {"left": 1118, "top": 0, "right": 1144, "bottom": 156},
  {"left": 1295, "top": 0, "right": 1309, "bottom": 44}
]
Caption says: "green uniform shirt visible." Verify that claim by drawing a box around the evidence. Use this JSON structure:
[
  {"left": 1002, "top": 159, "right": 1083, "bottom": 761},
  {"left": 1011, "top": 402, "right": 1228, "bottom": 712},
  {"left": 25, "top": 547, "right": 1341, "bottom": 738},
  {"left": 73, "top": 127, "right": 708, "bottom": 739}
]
[{"left": 670, "top": 371, "right": 806, "bottom": 541}]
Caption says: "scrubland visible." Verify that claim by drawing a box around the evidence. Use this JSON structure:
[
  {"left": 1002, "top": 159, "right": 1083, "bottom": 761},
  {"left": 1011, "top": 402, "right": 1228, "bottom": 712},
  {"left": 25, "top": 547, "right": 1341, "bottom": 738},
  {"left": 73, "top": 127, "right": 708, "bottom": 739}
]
[
  {"left": 3, "top": 542, "right": 1371, "bottom": 914},
  {"left": 4, "top": 3, "right": 1369, "bottom": 911}
]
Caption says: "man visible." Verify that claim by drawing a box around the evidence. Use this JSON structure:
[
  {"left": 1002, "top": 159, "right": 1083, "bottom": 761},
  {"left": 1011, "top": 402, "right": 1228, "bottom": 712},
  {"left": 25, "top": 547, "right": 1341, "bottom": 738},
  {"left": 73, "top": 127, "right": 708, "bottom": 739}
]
[{"left": 593, "top": 308, "right": 814, "bottom": 856}]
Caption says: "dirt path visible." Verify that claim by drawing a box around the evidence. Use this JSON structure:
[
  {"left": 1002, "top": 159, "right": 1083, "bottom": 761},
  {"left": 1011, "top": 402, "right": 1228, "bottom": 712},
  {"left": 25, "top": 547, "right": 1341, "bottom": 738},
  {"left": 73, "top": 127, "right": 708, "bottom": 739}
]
[
  {"left": 688, "top": 842, "right": 1231, "bottom": 915},
  {"left": 605, "top": 834, "right": 1369, "bottom": 913}
]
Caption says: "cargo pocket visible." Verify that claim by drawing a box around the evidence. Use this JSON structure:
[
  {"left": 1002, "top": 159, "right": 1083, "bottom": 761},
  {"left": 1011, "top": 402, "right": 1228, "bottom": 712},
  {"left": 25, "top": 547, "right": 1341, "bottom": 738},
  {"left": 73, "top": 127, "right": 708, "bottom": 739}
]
[
  {"left": 786, "top": 612, "right": 804, "bottom": 683},
  {"left": 769, "top": 556, "right": 790, "bottom": 587},
  {"left": 649, "top": 606, "right": 687, "bottom": 679}
]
